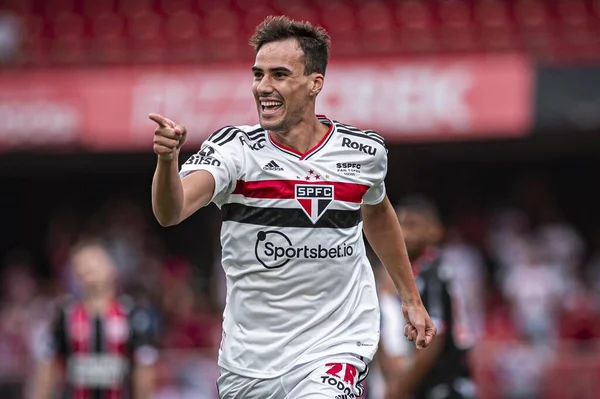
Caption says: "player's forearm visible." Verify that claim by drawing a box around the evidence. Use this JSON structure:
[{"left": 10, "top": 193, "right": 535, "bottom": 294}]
[
  {"left": 133, "top": 365, "right": 155, "bottom": 399},
  {"left": 362, "top": 197, "right": 421, "bottom": 305},
  {"left": 152, "top": 157, "right": 184, "bottom": 226},
  {"left": 30, "top": 361, "right": 56, "bottom": 399}
]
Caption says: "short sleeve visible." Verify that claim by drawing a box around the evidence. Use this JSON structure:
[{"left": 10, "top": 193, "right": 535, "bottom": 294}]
[
  {"left": 179, "top": 127, "right": 245, "bottom": 208},
  {"left": 361, "top": 137, "right": 388, "bottom": 205}
]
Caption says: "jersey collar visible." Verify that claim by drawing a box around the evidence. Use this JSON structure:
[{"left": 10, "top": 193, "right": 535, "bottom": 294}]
[{"left": 267, "top": 115, "right": 335, "bottom": 161}]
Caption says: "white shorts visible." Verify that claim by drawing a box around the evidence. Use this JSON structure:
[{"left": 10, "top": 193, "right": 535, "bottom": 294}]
[{"left": 217, "top": 354, "right": 369, "bottom": 399}]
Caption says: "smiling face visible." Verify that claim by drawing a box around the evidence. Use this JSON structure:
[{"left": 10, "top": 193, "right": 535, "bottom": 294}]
[{"left": 252, "top": 38, "right": 323, "bottom": 134}]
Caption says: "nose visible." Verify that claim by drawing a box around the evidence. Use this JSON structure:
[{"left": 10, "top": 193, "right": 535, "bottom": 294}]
[{"left": 256, "top": 76, "right": 274, "bottom": 95}]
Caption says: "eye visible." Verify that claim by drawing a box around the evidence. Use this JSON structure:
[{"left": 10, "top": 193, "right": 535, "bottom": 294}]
[
  {"left": 274, "top": 72, "right": 286, "bottom": 79},
  {"left": 253, "top": 72, "right": 263, "bottom": 79}
]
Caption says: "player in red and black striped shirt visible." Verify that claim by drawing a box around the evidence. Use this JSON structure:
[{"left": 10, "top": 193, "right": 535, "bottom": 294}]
[{"left": 31, "top": 239, "right": 158, "bottom": 399}]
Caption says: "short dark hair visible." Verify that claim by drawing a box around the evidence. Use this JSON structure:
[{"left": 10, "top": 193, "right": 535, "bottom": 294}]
[
  {"left": 396, "top": 195, "right": 442, "bottom": 224},
  {"left": 70, "top": 236, "right": 109, "bottom": 257},
  {"left": 249, "top": 15, "right": 331, "bottom": 76}
]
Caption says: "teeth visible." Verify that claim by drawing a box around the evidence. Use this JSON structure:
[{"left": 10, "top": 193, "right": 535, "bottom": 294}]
[{"left": 261, "top": 101, "right": 282, "bottom": 107}]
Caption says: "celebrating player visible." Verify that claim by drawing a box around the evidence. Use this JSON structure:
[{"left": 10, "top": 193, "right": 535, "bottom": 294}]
[
  {"left": 31, "top": 239, "right": 157, "bottom": 399},
  {"left": 150, "top": 16, "right": 436, "bottom": 398}
]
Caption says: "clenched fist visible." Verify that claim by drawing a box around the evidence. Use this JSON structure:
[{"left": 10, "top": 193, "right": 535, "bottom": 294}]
[
  {"left": 149, "top": 113, "right": 187, "bottom": 161},
  {"left": 402, "top": 302, "right": 437, "bottom": 350}
]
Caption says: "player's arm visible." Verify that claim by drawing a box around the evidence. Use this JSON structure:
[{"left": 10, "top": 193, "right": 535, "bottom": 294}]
[
  {"left": 30, "top": 359, "right": 59, "bottom": 399},
  {"left": 362, "top": 197, "right": 436, "bottom": 348},
  {"left": 152, "top": 160, "right": 215, "bottom": 226},
  {"left": 150, "top": 113, "right": 216, "bottom": 226},
  {"left": 362, "top": 197, "right": 422, "bottom": 313},
  {"left": 133, "top": 361, "right": 156, "bottom": 399}
]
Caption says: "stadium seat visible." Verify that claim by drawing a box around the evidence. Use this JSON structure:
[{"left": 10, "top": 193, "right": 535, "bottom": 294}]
[
  {"left": 2, "top": 0, "right": 35, "bottom": 14},
  {"left": 475, "top": 0, "right": 520, "bottom": 51},
  {"left": 158, "top": 0, "right": 195, "bottom": 16},
  {"left": 164, "top": 10, "right": 203, "bottom": 63},
  {"left": 395, "top": 0, "right": 436, "bottom": 53},
  {"left": 195, "top": 0, "right": 234, "bottom": 14},
  {"left": 117, "top": 0, "right": 154, "bottom": 19},
  {"left": 437, "top": 0, "right": 476, "bottom": 52},
  {"left": 5, "top": 0, "right": 600, "bottom": 67},
  {"left": 356, "top": 1, "right": 397, "bottom": 56},
  {"left": 128, "top": 9, "right": 166, "bottom": 64},
  {"left": 234, "top": 0, "right": 270, "bottom": 14},
  {"left": 201, "top": 7, "right": 243, "bottom": 62},
  {"left": 318, "top": 2, "right": 361, "bottom": 57},
  {"left": 556, "top": 0, "right": 593, "bottom": 44},
  {"left": 243, "top": 6, "right": 279, "bottom": 35},
  {"left": 275, "top": 3, "right": 319, "bottom": 26},
  {"left": 513, "top": 0, "right": 554, "bottom": 54},
  {"left": 42, "top": 0, "right": 76, "bottom": 18},
  {"left": 90, "top": 11, "right": 128, "bottom": 64},
  {"left": 17, "top": 13, "right": 49, "bottom": 66},
  {"left": 49, "top": 11, "right": 87, "bottom": 64},
  {"left": 81, "top": 0, "right": 115, "bottom": 19}
]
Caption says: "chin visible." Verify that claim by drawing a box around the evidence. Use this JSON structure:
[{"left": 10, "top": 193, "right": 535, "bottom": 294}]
[{"left": 260, "top": 117, "right": 285, "bottom": 133}]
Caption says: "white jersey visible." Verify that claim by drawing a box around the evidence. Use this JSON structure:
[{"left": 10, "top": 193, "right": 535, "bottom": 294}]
[{"left": 180, "top": 115, "right": 387, "bottom": 378}]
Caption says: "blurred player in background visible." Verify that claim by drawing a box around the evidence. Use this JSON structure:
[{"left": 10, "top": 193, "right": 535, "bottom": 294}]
[
  {"left": 151, "top": 15, "right": 437, "bottom": 399},
  {"left": 384, "top": 196, "right": 475, "bottom": 399},
  {"left": 31, "top": 239, "right": 157, "bottom": 399}
]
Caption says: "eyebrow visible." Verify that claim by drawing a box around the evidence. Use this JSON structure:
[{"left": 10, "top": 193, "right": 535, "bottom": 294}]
[{"left": 252, "top": 66, "right": 292, "bottom": 74}]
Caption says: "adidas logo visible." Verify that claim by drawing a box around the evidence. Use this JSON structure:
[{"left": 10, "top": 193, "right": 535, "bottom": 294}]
[{"left": 263, "top": 160, "right": 284, "bottom": 171}]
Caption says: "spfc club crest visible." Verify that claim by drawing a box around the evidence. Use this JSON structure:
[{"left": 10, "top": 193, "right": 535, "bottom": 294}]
[{"left": 295, "top": 184, "right": 334, "bottom": 223}]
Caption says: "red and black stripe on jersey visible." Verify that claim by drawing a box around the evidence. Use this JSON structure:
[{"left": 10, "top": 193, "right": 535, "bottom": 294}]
[
  {"left": 222, "top": 179, "right": 369, "bottom": 229},
  {"left": 51, "top": 298, "right": 155, "bottom": 399}
]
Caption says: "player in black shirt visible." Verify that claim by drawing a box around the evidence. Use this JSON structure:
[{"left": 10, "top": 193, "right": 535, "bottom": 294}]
[
  {"left": 384, "top": 196, "right": 475, "bottom": 399},
  {"left": 31, "top": 238, "right": 158, "bottom": 399}
]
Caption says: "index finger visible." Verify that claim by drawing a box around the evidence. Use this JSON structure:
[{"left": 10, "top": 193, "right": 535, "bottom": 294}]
[{"left": 149, "top": 113, "right": 175, "bottom": 128}]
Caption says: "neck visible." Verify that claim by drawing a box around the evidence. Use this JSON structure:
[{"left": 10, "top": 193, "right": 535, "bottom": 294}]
[
  {"left": 83, "top": 288, "right": 114, "bottom": 314},
  {"left": 270, "top": 114, "right": 329, "bottom": 154}
]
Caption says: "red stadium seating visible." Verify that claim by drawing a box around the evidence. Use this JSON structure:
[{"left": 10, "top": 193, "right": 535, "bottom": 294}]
[
  {"left": 1, "top": 0, "right": 600, "bottom": 66},
  {"left": 475, "top": 0, "right": 520, "bottom": 51},
  {"left": 90, "top": 11, "right": 128, "bottom": 64}
]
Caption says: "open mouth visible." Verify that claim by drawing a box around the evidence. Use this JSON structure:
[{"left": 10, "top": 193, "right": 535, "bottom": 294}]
[{"left": 261, "top": 101, "right": 283, "bottom": 115}]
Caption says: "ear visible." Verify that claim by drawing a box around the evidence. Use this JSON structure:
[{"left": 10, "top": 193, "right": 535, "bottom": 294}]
[{"left": 309, "top": 74, "right": 324, "bottom": 97}]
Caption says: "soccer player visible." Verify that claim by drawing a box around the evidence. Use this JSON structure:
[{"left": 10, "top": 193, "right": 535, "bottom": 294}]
[
  {"left": 31, "top": 239, "right": 158, "bottom": 399},
  {"left": 150, "top": 16, "right": 436, "bottom": 398},
  {"left": 384, "top": 196, "right": 475, "bottom": 399}
]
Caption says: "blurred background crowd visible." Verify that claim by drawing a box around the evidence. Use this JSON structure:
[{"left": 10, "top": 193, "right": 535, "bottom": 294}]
[{"left": 1, "top": 0, "right": 600, "bottom": 398}]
